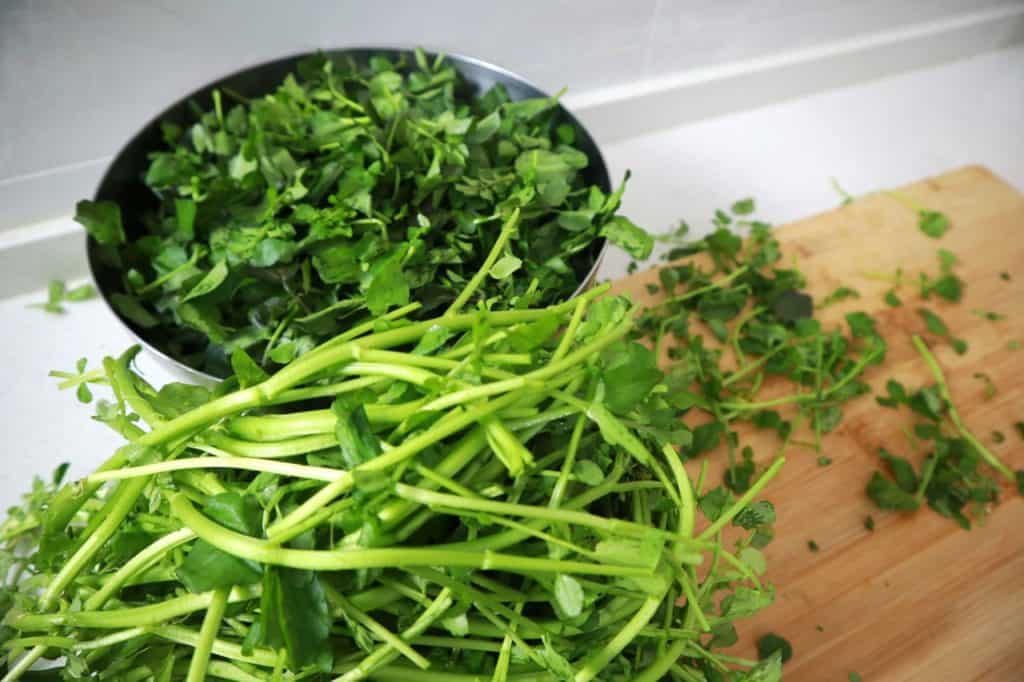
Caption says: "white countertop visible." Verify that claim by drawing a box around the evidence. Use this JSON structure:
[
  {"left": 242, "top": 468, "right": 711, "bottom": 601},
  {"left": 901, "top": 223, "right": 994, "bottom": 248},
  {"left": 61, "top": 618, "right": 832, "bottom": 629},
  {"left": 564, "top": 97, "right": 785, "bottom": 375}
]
[{"left": 1, "top": 45, "right": 1022, "bottom": 511}]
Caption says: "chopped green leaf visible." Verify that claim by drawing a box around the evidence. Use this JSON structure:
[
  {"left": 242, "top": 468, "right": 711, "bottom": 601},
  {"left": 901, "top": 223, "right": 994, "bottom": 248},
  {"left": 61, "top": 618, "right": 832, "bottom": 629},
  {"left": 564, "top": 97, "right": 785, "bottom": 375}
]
[
  {"left": 918, "top": 210, "right": 949, "bottom": 238},
  {"left": 756, "top": 633, "right": 793, "bottom": 663}
]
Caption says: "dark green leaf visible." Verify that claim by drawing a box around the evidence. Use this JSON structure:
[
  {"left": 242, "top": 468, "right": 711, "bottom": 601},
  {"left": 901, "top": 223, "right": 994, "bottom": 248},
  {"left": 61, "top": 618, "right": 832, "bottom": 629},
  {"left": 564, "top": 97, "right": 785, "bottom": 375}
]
[
  {"left": 332, "top": 392, "right": 382, "bottom": 469},
  {"left": 599, "top": 342, "right": 663, "bottom": 415},
  {"left": 772, "top": 290, "right": 813, "bottom": 323},
  {"left": 845, "top": 312, "right": 877, "bottom": 339},
  {"left": 260, "top": 567, "right": 332, "bottom": 670},
  {"left": 756, "top": 633, "right": 793, "bottom": 663},
  {"left": 181, "top": 261, "right": 229, "bottom": 302},
  {"left": 866, "top": 472, "right": 920, "bottom": 511},
  {"left": 75, "top": 200, "right": 125, "bottom": 245},
  {"left": 231, "top": 348, "right": 269, "bottom": 388},
  {"left": 918, "top": 308, "right": 948, "bottom": 336},
  {"left": 733, "top": 500, "right": 775, "bottom": 529},
  {"left": 600, "top": 216, "right": 653, "bottom": 260},
  {"left": 111, "top": 294, "right": 159, "bottom": 328}
]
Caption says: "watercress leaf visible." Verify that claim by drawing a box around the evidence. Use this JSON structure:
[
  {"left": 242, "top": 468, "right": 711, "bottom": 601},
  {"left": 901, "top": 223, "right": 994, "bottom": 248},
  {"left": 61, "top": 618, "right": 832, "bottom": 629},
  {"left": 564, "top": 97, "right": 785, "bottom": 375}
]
[
  {"left": 845, "top": 312, "right": 877, "bottom": 338},
  {"left": 918, "top": 210, "right": 949, "bottom": 238},
  {"left": 152, "top": 383, "right": 212, "bottom": 418},
  {"left": 332, "top": 391, "right": 382, "bottom": 469},
  {"left": 553, "top": 574, "right": 585, "bottom": 618},
  {"left": 772, "top": 290, "right": 813, "bottom": 323},
  {"left": 181, "top": 261, "right": 229, "bottom": 302},
  {"left": 600, "top": 216, "right": 653, "bottom": 260},
  {"left": 721, "top": 585, "right": 774, "bottom": 618},
  {"left": 930, "top": 274, "right": 963, "bottom": 302},
  {"left": 363, "top": 257, "right": 409, "bottom": 316},
  {"left": 231, "top": 348, "right": 270, "bottom": 388},
  {"left": 111, "top": 294, "right": 159, "bottom": 328},
  {"left": 174, "top": 199, "right": 197, "bottom": 241},
  {"left": 178, "top": 493, "right": 263, "bottom": 592},
  {"left": 490, "top": 254, "right": 522, "bottom": 280},
  {"left": 690, "top": 421, "right": 723, "bottom": 455},
  {"left": 572, "top": 460, "right": 604, "bottom": 486},
  {"left": 709, "top": 622, "right": 738, "bottom": 648},
  {"left": 756, "top": 633, "right": 793, "bottom": 663},
  {"left": 918, "top": 308, "right": 948, "bottom": 336},
  {"left": 739, "top": 652, "right": 783, "bottom": 682},
  {"left": 733, "top": 500, "right": 776, "bottom": 529},
  {"left": 699, "top": 487, "right": 731, "bottom": 522},
  {"left": 599, "top": 341, "right": 663, "bottom": 415},
  {"left": 866, "top": 471, "right": 920, "bottom": 511},
  {"left": 585, "top": 404, "right": 652, "bottom": 465},
  {"left": 75, "top": 200, "right": 125, "bottom": 245},
  {"left": 537, "top": 636, "right": 575, "bottom": 681},
  {"left": 879, "top": 448, "right": 918, "bottom": 492}
]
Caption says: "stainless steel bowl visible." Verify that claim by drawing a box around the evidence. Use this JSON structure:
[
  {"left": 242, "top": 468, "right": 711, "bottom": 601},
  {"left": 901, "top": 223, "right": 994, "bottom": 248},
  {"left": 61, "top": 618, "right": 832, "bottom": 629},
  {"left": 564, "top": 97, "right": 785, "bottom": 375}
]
[{"left": 87, "top": 47, "right": 612, "bottom": 385}]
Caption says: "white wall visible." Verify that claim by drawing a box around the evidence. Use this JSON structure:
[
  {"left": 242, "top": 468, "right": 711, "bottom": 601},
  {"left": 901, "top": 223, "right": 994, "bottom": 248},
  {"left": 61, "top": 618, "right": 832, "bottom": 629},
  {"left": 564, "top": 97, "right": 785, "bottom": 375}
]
[{"left": 0, "top": 0, "right": 1017, "bottom": 228}]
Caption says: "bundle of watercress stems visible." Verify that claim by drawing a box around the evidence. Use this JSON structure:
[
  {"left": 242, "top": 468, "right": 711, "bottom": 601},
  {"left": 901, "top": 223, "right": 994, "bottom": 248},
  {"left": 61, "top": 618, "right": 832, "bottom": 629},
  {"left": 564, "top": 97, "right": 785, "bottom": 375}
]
[
  {"left": 78, "top": 49, "right": 651, "bottom": 376},
  {"left": 0, "top": 282, "right": 783, "bottom": 680}
]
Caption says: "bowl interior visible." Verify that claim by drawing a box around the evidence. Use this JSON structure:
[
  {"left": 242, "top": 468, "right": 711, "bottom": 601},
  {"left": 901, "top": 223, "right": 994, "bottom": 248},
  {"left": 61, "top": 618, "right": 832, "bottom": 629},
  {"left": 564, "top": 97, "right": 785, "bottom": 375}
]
[{"left": 88, "top": 48, "right": 612, "bottom": 379}]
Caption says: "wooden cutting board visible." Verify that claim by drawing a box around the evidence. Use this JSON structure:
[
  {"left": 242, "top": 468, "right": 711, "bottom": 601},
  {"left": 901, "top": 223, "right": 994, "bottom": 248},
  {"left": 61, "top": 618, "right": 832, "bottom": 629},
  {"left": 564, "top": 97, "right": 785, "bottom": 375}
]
[{"left": 609, "top": 166, "right": 1024, "bottom": 682}]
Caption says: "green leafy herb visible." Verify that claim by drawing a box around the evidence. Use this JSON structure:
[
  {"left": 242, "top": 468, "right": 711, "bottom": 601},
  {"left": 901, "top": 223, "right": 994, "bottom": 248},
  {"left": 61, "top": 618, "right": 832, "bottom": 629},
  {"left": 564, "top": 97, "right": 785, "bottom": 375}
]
[
  {"left": 884, "top": 290, "right": 902, "bottom": 307},
  {"left": 867, "top": 337, "right": 1016, "bottom": 528},
  {"left": 864, "top": 515, "right": 875, "bottom": 531},
  {"left": 8, "top": 289, "right": 783, "bottom": 679},
  {"left": 918, "top": 210, "right": 950, "bottom": 238},
  {"left": 918, "top": 307, "right": 967, "bottom": 354},
  {"left": 919, "top": 249, "right": 964, "bottom": 303},
  {"left": 82, "top": 50, "right": 649, "bottom": 376},
  {"left": 807, "top": 540, "right": 820, "bottom": 552}
]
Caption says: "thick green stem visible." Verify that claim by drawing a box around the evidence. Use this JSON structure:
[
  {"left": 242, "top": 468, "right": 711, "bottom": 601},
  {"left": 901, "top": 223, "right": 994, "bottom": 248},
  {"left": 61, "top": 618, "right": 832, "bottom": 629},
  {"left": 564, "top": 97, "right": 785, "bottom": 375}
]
[
  {"left": 393, "top": 484, "right": 697, "bottom": 546},
  {"left": 12, "top": 585, "right": 260, "bottom": 631},
  {"left": 172, "top": 493, "right": 655, "bottom": 577},
  {"left": 333, "top": 588, "right": 454, "bottom": 682},
  {"left": 186, "top": 586, "right": 229, "bottom": 682},
  {"left": 89, "top": 456, "right": 344, "bottom": 484},
  {"left": 86, "top": 528, "right": 195, "bottom": 609},
  {"left": 445, "top": 209, "right": 520, "bottom": 316},
  {"left": 573, "top": 584, "right": 668, "bottom": 682}
]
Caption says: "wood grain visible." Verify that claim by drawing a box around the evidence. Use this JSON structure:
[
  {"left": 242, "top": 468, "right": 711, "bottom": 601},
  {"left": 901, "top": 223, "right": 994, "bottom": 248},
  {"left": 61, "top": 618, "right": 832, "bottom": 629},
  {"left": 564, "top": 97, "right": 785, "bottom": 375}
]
[{"left": 609, "top": 166, "right": 1024, "bottom": 682}]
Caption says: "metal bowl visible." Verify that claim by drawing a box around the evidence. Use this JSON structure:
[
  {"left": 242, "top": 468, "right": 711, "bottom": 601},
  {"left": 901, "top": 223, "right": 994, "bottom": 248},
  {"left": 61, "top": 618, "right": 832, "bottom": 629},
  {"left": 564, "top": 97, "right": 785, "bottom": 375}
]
[{"left": 88, "top": 47, "right": 611, "bottom": 384}]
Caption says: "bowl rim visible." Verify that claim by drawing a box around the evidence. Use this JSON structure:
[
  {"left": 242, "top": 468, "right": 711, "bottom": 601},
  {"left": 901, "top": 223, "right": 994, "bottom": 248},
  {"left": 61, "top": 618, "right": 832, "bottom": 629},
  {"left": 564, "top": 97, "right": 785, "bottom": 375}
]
[{"left": 87, "top": 46, "right": 613, "bottom": 384}]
